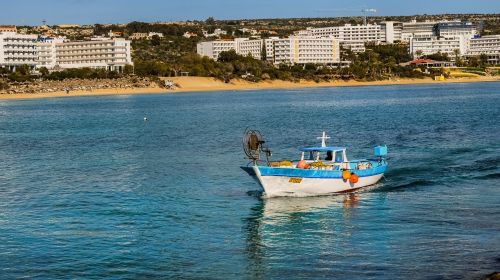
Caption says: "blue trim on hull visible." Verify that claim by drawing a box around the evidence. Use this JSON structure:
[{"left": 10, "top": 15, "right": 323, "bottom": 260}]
[{"left": 257, "top": 164, "right": 387, "bottom": 179}]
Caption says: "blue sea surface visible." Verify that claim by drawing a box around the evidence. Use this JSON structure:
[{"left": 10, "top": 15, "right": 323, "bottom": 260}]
[{"left": 0, "top": 82, "right": 499, "bottom": 279}]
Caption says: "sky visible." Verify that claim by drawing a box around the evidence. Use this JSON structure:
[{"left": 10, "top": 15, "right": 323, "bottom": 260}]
[{"left": 2, "top": 0, "right": 499, "bottom": 25}]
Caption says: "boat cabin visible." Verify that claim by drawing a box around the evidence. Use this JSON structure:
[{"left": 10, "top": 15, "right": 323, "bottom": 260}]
[{"left": 299, "top": 146, "right": 347, "bottom": 163}]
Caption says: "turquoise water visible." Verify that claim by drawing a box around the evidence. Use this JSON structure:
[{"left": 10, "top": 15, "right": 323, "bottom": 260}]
[{"left": 0, "top": 83, "right": 499, "bottom": 279}]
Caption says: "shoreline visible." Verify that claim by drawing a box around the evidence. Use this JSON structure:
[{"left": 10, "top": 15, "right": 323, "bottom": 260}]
[{"left": 0, "top": 76, "right": 499, "bottom": 100}]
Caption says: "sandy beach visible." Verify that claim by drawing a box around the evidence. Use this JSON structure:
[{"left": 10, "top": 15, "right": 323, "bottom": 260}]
[{"left": 0, "top": 76, "right": 499, "bottom": 100}]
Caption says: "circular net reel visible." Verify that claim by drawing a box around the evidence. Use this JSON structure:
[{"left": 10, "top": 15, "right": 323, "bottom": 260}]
[{"left": 242, "top": 128, "right": 271, "bottom": 163}]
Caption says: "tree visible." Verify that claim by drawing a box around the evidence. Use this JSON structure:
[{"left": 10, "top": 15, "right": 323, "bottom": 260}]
[
  {"left": 39, "top": 67, "right": 49, "bottom": 76},
  {"left": 479, "top": 54, "right": 489, "bottom": 67},
  {"left": 151, "top": 35, "right": 161, "bottom": 46},
  {"left": 16, "top": 64, "right": 31, "bottom": 76},
  {"left": 123, "top": 64, "right": 134, "bottom": 75},
  {"left": 205, "top": 17, "right": 216, "bottom": 25},
  {"left": 218, "top": 49, "right": 240, "bottom": 62},
  {"left": 415, "top": 50, "right": 423, "bottom": 58}
]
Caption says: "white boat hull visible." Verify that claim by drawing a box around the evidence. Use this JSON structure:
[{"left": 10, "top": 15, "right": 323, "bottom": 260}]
[{"left": 253, "top": 166, "right": 383, "bottom": 197}]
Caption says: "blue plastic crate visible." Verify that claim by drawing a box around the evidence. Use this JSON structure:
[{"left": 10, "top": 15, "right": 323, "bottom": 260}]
[{"left": 374, "top": 145, "right": 388, "bottom": 157}]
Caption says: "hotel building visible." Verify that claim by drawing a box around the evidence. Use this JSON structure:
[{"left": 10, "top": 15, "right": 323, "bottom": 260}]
[
  {"left": 400, "top": 20, "right": 438, "bottom": 41},
  {"left": 409, "top": 36, "right": 466, "bottom": 57},
  {"left": 380, "top": 21, "right": 403, "bottom": 43},
  {"left": 434, "top": 22, "right": 478, "bottom": 39},
  {"left": 36, "top": 36, "right": 65, "bottom": 69},
  {"left": 302, "top": 24, "right": 380, "bottom": 52},
  {"left": 466, "top": 35, "right": 500, "bottom": 65},
  {"left": 271, "top": 36, "right": 340, "bottom": 65},
  {"left": 0, "top": 32, "right": 38, "bottom": 70},
  {"left": 55, "top": 37, "right": 132, "bottom": 71},
  {"left": 1, "top": 29, "right": 133, "bottom": 72},
  {"left": 197, "top": 38, "right": 263, "bottom": 60}
]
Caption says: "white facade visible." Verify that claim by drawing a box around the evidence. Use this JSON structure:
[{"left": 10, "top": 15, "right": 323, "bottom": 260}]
[
  {"left": 409, "top": 36, "right": 466, "bottom": 57},
  {"left": 380, "top": 21, "right": 403, "bottom": 43},
  {"left": 304, "top": 24, "right": 381, "bottom": 42},
  {"left": 301, "top": 24, "right": 380, "bottom": 53},
  {"left": 466, "top": 35, "right": 500, "bottom": 64},
  {"left": 264, "top": 37, "right": 279, "bottom": 62},
  {"left": 36, "top": 37, "right": 65, "bottom": 69},
  {"left": 197, "top": 38, "right": 263, "bottom": 60},
  {"left": 401, "top": 20, "right": 437, "bottom": 41},
  {"left": 0, "top": 32, "right": 38, "bottom": 70},
  {"left": 435, "top": 22, "right": 478, "bottom": 39},
  {"left": 235, "top": 38, "right": 263, "bottom": 59},
  {"left": 272, "top": 36, "right": 340, "bottom": 65},
  {"left": 55, "top": 38, "right": 132, "bottom": 71},
  {"left": 1, "top": 31, "right": 133, "bottom": 71}
]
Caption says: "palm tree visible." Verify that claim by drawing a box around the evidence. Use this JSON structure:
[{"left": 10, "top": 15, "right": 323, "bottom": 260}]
[{"left": 415, "top": 50, "right": 423, "bottom": 59}]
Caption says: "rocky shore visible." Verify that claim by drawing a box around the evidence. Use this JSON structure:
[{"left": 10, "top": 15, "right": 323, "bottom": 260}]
[{"left": 0, "top": 77, "right": 161, "bottom": 95}]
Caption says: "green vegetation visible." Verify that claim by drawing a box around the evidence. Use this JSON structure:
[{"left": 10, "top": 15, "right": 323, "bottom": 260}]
[{"left": 3, "top": 14, "right": 499, "bottom": 87}]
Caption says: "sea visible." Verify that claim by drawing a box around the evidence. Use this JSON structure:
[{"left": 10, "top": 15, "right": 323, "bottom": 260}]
[{"left": 0, "top": 82, "right": 499, "bottom": 279}]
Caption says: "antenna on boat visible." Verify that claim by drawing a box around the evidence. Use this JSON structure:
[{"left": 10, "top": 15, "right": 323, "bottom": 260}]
[{"left": 317, "top": 131, "right": 330, "bottom": 147}]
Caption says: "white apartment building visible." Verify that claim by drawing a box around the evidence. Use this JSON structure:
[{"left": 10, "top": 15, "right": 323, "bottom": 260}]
[
  {"left": 0, "top": 32, "right": 38, "bottom": 70},
  {"left": 435, "top": 22, "right": 478, "bottom": 39},
  {"left": 304, "top": 24, "right": 381, "bottom": 42},
  {"left": 235, "top": 38, "right": 263, "bottom": 59},
  {"left": 409, "top": 36, "right": 466, "bottom": 58},
  {"left": 401, "top": 20, "right": 437, "bottom": 41},
  {"left": 272, "top": 36, "right": 340, "bottom": 65},
  {"left": 301, "top": 24, "right": 380, "bottom": 52},
  {"left": 197, "top": 40, "right": 234, "bottom": 60},
  {"left": 380, "top": 21, "right": 403, "bottom": 43},
  {"left": 264, "top": 37, "right": 279, "bottom": 62},
  {"left": 36, "top": 37, "right": 65, "bottom": 69},
  {"left": 197, "top": 38, "right": 263, "bottom": 60},
  {"left": 55, "top": 38, "right": 132, "bottom": 71},
  {"left": 466, "top": 35, "right": 500, "bottom": 64}
]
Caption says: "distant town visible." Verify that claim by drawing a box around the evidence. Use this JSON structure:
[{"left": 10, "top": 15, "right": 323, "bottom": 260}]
[{"left": 0, "top": 13, "right": 499, "bottom": 94}]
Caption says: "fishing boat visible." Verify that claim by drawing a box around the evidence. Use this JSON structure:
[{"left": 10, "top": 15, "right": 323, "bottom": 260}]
[{"left": 241, "top": 129, "right": 388, "bottom": 197}]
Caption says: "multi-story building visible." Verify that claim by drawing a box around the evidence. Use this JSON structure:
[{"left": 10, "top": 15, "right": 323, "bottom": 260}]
[
  {"left": 0, "top": 25, "right": 17, "bottom": 33},
  {"left": 0, "top": 32, "right": 38, "bottom": 71},
  {"left": 55, "top": 37, "right": 132, "bottom": 71},
  {"left": 235, "top": 38, "right": 263, "bottom": 59},
  {"left": 466, "top": 35, "right": 500, "bottom": 64},
  {"left": 197, "top": 38, "right": 263, "bottom": 60},
  {"left": 409, "top": 36, "right": 466, "bottom": 58},
  {"left": 401, "top": 20, "right": 437, "bottom": 41},
  {"left": 380, "top": 21, "right": 403, "bottom": 43},
  {"left": 301, "top": 24, "right": 380, "bottom": 53},
  {"left": 36, "top": 36, "right": 65, "bottom": 69},
  {"left": 264, "top": 37, "right": 279, "bottom": 62},
  {"left": 197, "top": 40, "right": 236, "bottom": 60},
  {"left": 434, "top": 22, "right": 478, "bottom": 39},
  {"left": 272, "top": 36, "right": 340, "bottom": 65},
  {"left": 1, "top": 31, "right": 133, "bottom": 72},
  {"left": 304, "top": 24, "right": 381, "bottom": 42}
]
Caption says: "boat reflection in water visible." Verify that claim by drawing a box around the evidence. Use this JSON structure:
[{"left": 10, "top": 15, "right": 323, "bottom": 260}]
[{"left": 243, "top": 193, "right": 368, "bottom": 278}]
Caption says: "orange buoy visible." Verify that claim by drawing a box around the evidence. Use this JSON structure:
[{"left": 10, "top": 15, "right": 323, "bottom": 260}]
[
  {"left": 349, "top": 173, "right": 359, "bottom": 184},
  {"left": 342, "top": 170, "right": 351, "bottom": 180},
  {"left": 296, "top": 160, "right": 309, "bottom": 169}
]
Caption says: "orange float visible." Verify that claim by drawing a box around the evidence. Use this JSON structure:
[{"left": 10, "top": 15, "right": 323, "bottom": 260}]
[
  {"left": 349, "top": 173, "right": 359, "bottom": 184},
  {"left": 296, "top": 160, "right": 310, "bottom": 169},
  {"left": 342, "top": 170, "right": 351, "bottom": 180}
]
